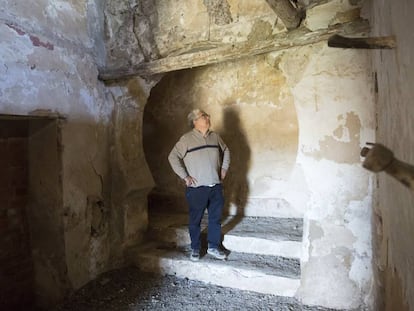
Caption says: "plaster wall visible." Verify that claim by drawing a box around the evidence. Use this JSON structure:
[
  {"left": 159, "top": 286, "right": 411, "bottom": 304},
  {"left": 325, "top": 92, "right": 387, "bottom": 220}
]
[
  {"left": 282, "top": 43, "right": 374, "bottom": 310},
  {"left": 368, "top": 0, "right": 414, "bottom": 310},
  {"left": 0, "top": 0, "right": 152, "bottom": 306}
]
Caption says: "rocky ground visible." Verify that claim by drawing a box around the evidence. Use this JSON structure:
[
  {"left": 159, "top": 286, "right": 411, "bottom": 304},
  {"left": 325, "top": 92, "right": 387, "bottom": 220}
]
[{"left": 53, "top": 266, "right": 342, "bottom": 311}]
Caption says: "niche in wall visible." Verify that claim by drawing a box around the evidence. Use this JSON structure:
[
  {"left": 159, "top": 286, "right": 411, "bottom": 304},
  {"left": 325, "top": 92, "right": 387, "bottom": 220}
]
[{"left": 143, "top": 56, "right": 299, "bottom": 216}]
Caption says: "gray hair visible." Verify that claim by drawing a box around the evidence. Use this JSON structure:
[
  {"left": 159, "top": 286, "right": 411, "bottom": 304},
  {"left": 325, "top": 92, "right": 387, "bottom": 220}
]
[{"left": 187, "top": 109, "right": 206, "bottom": 128}]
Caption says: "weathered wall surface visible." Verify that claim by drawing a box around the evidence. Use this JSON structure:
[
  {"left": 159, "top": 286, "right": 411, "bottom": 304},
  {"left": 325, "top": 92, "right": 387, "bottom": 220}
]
[
  {"left": 0, "top": 0, "right": 109, "bottom": 302},
  {"left": 0, "top": 0, "right": 153, "bottom": 307},
  {"left": 282, "top": 43, "right": 374, "bottom": 310},
  {"left": 107, "top": 77, "right": 156, "bottom": 263},
  {"left": 135, "top": 0, "right": 375, "bottom": 309},
  {"left": 144, "top": 45, "right": 374, "bottom": 310},
  {"left": 283, "top": 3, "right": 375, "bottom": 306},
  {"left": 104, "top": 0, "right": 286, "bottom": 68},
  {"left": 368, "top": 0, "right": 414, "bottom": 310},
  {"left": 136, "top": 1, "right": 375, "bottom": 309}
]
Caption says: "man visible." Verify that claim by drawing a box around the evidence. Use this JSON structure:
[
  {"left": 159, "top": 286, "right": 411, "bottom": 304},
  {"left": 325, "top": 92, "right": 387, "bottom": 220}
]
[{"left": 168, "top": 108, "right": 230, "bottom": 261}]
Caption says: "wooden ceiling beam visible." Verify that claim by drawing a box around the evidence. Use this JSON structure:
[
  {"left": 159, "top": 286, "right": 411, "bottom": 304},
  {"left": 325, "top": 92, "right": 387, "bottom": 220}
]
[
  {"left": 265, "top": 0, "right": 303, "bottom": 30},
  {"left": 98, "top": 20, "right": 369, "bottom": 81},
  {"left": 328, "top": 34, "right": 396, "bottom": 49}
]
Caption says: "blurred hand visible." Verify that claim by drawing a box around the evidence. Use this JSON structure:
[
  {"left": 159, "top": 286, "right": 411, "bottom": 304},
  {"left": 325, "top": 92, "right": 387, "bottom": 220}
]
[
  {"left": 184, "top": 176, "right": 197, "bottom": 186},
  {"left": 221, "top": 169, "right": 227, "bottom": 181}
]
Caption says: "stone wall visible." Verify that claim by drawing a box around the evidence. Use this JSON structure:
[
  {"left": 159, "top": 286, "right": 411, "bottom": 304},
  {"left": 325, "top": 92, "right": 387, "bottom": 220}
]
[{"left": 0, "top": 0, "right": 153, "bottom": 307}]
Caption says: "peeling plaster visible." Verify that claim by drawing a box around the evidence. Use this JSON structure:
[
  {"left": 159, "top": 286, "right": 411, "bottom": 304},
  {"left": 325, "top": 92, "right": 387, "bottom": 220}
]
[
  {"left": 304, "top": 0, "right": 360, "bottom": 31},
  {"left": 304, "top": 111, "right": 362, "bottom": 164},
  {"left": 299, "top": 255, "right": 361, "bottom": 309},
  {"left": 247, "top": 19, "right": 273, "bottom": 42},
  {"left": 310, "top": 224, "right": 356, "bottom": 258},
  {"left": 345, "top": 196, "right": 373, "bottom": 257},
  {"left": 5, "top": 23, "right": 54, "bottom": 50},
  {"left": 45, "top": 1, "right": 80, "bottom": 19},
  {"left": 309, "top": 220, "right": 324, "bottom": 240},
  {"left": 2, "top": 23, "right": 39, "bottom": 59}
]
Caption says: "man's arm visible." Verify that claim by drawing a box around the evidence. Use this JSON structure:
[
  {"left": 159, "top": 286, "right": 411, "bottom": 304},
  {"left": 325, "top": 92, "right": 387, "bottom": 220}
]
[
  {"left": 218, "top": 135, "right": 230, "bottom": 180},
  {"left": 220, "top": 168, "right": 227, "bottom": 180},
  {"left": 168, "top": 139, "right": 189, "bottom": 180}
]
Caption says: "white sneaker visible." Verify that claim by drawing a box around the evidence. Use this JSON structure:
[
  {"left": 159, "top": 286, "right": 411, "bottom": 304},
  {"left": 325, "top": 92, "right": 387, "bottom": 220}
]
[
  {"left": 207, "top": 248, "right": 226, "bottom": 260},
  {"left": 190, "top": 249, "right": 200, "bottom": 261}
]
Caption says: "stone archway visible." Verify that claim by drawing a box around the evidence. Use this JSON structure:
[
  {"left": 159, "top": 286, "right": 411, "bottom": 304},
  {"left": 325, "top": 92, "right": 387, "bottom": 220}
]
[{"left": 143, "top": 54, "right": 299, "bottom": 217}]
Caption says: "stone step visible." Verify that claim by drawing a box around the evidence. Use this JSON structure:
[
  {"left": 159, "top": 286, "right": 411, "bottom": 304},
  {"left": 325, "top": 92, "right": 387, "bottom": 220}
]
[
  {"left": 127, "top": 242, "right": 301, "bottom": 297},
  {"left": 147, "top": 213, "right": 303, "bottom": 258}
]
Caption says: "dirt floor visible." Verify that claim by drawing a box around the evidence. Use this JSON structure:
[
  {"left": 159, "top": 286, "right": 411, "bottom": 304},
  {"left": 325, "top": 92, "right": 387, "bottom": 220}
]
[{"left": 53, "top": 266, "right": 342, "bottom": 311}]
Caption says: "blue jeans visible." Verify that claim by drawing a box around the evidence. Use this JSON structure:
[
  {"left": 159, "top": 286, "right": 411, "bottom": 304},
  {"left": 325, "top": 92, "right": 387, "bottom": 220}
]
[{"left": 185, "top": 184, "right": 224, "bottom": 251}]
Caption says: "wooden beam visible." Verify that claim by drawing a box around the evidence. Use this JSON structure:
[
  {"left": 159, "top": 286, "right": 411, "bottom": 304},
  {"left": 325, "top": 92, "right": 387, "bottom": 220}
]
[
  {"left": 98, "top": 20, "right": 369, "bottom": 81},
  {"left": 328, "top": 34, "right": 396, "bottom": 49},
  {"left": 265, "top": 0, "right": 303, "bottom": 30}
]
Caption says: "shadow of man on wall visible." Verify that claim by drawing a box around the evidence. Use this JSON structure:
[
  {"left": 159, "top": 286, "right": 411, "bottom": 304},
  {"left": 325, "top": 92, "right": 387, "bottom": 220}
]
[{"left": 219, "top": 106, "right": 251, "bottom": 236}]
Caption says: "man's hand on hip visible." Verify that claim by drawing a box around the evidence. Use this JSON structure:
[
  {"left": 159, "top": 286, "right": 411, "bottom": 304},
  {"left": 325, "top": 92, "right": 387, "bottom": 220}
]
[{"left": 184, "top": 176, "right": 197, "bottom": 187}]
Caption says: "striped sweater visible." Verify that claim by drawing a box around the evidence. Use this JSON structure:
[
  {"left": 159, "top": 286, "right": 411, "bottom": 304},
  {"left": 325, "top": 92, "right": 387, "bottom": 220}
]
[{"left": 168, "top": 129, "right": 230, "bottom": 187}]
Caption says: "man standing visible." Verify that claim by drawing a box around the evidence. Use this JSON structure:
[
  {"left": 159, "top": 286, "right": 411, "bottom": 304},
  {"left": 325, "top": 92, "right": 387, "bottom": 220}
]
[{"left": 168, "top": 109, "right": 230, "bottom": 261}]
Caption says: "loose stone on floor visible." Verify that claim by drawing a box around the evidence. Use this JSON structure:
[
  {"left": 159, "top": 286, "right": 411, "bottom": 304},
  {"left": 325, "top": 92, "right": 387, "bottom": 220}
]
[{"left": 53, "top": 267, "right": 343, "bottom": 311}]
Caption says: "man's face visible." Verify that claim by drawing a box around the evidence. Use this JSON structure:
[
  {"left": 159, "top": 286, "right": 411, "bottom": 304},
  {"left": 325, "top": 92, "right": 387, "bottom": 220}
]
[{"left": 193, "top": 112, "right": 210, "bottom": 129}]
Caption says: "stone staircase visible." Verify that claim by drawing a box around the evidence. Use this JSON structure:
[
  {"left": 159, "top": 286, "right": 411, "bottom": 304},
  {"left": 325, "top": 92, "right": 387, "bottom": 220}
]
[{"left": 126, "top": 211, "right": 303, "bottom": 298}]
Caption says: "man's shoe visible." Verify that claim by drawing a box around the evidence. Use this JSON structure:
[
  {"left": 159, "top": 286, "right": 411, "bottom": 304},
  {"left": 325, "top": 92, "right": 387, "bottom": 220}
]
[
  {"left": 190, "top": 249, "right": 200, "bottom": 261},
  {"left": 207, "top": 248, "right": 226, "bottom": 260}
]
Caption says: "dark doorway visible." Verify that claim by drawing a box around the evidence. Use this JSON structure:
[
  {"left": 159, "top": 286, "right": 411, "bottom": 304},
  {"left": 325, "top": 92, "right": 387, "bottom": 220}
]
[
  {"left": 0, "top": 116, "right": 34, "bottom": 309},
  {"left": 0, "top": 114, "right": 65, "bottom": 310}
]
